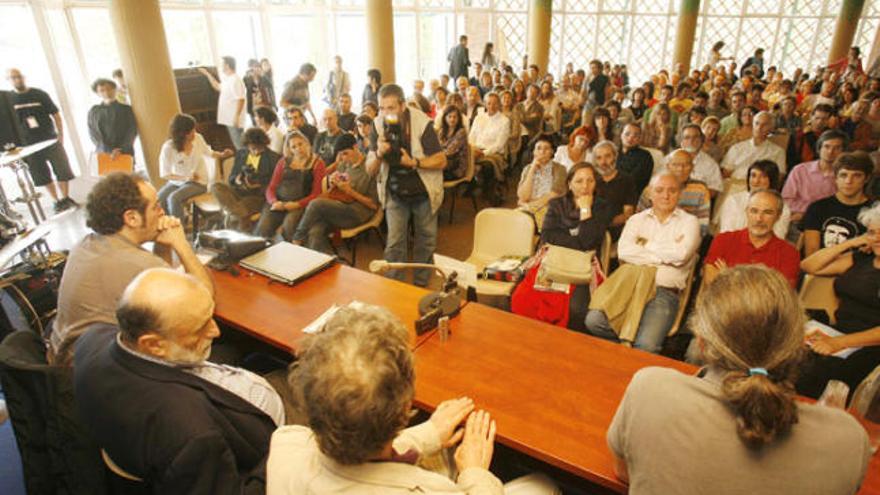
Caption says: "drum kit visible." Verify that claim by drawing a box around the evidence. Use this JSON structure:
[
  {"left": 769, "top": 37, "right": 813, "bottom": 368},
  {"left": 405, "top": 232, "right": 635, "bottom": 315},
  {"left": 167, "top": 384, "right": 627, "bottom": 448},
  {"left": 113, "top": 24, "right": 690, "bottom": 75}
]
[{"left": 0, "top": 139, "right": 66, "bottom": 337}]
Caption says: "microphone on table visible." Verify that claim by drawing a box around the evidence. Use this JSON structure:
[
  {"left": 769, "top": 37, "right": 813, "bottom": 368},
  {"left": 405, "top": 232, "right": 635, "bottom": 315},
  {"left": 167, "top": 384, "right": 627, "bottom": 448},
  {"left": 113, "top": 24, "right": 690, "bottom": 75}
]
[{"left": 369, "top": 259, "right": 464, "bottom": 335}]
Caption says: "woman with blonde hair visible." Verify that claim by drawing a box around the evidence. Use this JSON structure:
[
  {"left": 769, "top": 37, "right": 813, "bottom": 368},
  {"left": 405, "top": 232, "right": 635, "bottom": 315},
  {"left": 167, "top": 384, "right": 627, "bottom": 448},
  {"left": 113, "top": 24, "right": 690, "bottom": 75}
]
[{"left": 608, "top": 265, "right": 871, "bottom": 494}]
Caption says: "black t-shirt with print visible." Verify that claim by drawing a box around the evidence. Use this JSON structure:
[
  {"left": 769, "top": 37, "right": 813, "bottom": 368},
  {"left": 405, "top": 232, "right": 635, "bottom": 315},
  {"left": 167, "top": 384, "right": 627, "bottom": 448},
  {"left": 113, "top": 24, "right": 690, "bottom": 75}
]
[
  {"left": 9, "top": 88, "right": 59, "bottom": 143},
  {"left": 803, "top": 195, "right": 871, "bottom": 249}
]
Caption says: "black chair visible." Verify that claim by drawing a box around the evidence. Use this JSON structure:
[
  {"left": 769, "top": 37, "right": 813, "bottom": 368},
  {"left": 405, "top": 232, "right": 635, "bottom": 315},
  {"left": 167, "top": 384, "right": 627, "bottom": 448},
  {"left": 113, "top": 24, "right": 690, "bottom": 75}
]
[{"left": 0, "top": 331, "right": 142, "bottom": 494}]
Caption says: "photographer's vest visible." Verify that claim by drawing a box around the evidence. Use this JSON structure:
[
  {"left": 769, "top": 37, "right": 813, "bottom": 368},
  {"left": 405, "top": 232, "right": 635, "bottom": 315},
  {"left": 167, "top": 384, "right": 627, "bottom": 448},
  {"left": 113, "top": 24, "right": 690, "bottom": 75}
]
[{"left": 373, "top": 108, "right": 444, "bottom": 213}]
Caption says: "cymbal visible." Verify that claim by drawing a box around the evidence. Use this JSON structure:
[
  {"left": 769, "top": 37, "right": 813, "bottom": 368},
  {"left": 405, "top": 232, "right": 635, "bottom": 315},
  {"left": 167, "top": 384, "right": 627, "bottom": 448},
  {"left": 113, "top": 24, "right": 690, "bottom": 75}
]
[{"left": 0, "top": 138, "right": 58, "bottom": 167}]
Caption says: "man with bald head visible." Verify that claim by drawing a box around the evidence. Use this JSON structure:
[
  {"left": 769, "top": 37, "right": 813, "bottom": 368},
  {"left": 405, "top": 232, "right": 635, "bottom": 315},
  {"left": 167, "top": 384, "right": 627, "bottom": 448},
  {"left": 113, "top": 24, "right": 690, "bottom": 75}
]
[
  {"left": 638, "top": 149, "right": 711, "bottom": 234},
  {"left": 721, "top": 110, "right": 786, "bottom": 180},
  {"left": 704, "top": 189, "right": 800, "bottom": 288},
  {"left": 74, "top": 268, "right": 282, "bottom": 494},
  {"left": 585, "top": 173, "right": 701, "bottom": 353},
  {"left": 6, "top": 68, "right": 76, "bottom": 212},
  {"left": 312, "top": 107, "right": 343, "bottom": 165}
]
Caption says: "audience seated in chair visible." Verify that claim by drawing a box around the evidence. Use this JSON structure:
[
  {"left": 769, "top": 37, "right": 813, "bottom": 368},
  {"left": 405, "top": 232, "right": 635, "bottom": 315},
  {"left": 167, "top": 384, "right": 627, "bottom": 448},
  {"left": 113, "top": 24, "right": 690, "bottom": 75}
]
[
  {"left": 512, "top": 163, "right": 613, "bottom": 330},
  {"left": 637, "top": 149, "right": 711, "bottom": 235},
  {"left": 798, "top": 202, "right": 880, "bottom": 400},
  {"left": 585, "top": 173, "right": 701, "bottom": 353},
  {"left": 266, "top": 302, "right": 560, "bottom": 494},
  {"left": 291, "top": 134, "right": 378, "bottom": 254},
  {"left": 720, "top": 111, "right": 785, "bottom": 180},
  {"left": 553, "top": 125, "right": 593, "bottom": 171},
  {"left": 158, "top": 113, "right": 233, "bottom": 219},
  {"left": 801, "top": 151, "right": 874, "bottom": 256},
  {"left": 50, "top": 173, "right": 213, "bottom": 365},
  {"left": 593, "top": 140, "right": 637, "bottom": 240},
  {"left": 438, "top": 105, "right": 469, "bottom": 181},
  {"left": 312, "top": 108, "right": 345, "bottom": 165},
  {"left": 468, "top": 92, "right": 510, "bottom": 205},
  {"left": 781, "top": 129, "right": 846, "bottom": 224},
  {"left": 74, "top": 269, "right": 284, "bottom": 494},
  {"left": 616, "top": 122, "right": 654, "bottom": 193},
  {"left": 665, "top": 123, "right": 723, "bottom": 195},
  {"left": 516, "top": 134, "right": 566, "bottom": 227},
  {"left": 609, "top": 266, "right": 872, "bottom": 494},
  {"left": 255, "top": 130, "right": 326, "bottom": 241},
  {"left": 212, "top": 127, "right": 280, "bottom": 232},
  {"left": 717, "top": 159, "right": 791, "bottom": 239}
]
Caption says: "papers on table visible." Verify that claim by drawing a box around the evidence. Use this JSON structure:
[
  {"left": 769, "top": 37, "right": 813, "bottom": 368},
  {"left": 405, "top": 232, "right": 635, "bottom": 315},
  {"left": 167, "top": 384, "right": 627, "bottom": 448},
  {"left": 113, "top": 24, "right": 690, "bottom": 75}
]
[
  {"left": 302, "top": 301, "right": 367, "bottom": 334},
  {"left": 433, "top": 254, "right": 478, "bottom": 289},
  {"left": 806, "top": 319, "right": 861, "bottom": 359}
]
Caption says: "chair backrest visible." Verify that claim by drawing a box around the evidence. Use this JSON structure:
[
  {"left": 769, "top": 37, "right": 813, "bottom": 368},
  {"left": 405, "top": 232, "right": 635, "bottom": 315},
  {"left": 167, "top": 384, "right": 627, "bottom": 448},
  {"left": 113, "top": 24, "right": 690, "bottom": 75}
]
[
  {"left": 768, "top": 132, "right": 790, "bottom": 152},
  {"left": 799, "top": 274, "right": 839, "bottom": 324},
  {"left": 469, "top": 208, "right": 536, "bottom": 262},
  {"left": 0, "top": 331, "right": 109, "bottom": 494}
]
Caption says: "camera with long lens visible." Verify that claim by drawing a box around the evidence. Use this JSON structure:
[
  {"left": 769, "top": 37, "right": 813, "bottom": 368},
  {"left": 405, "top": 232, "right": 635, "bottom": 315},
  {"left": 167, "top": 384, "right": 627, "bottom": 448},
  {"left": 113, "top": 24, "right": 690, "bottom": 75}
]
[{"left": 382, "top": 113, "right": 404, "bottom": 168}]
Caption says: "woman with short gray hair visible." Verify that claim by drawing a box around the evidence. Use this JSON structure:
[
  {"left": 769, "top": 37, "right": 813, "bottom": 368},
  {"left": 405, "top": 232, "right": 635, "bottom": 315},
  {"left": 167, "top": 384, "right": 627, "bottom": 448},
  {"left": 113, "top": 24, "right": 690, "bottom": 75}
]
[
  {"left": 267, "top": 303, "right": 559, "bottom": 494},
  {"left": 798, "top": 201, "right": 880, "bottom": 399},
  {"left": 608, "top": 266, "right": 871, "bottom": 494}
]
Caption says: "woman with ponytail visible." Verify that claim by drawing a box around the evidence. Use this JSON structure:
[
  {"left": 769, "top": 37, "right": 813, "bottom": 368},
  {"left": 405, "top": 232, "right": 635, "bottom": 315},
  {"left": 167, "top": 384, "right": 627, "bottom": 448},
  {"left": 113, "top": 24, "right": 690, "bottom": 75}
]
[{"left": 606, "top": 265, "right": 871, "bottom": 495}]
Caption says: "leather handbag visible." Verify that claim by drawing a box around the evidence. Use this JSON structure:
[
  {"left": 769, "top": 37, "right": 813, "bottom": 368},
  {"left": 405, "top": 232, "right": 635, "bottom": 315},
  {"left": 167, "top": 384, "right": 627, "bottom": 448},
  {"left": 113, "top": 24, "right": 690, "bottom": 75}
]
[{"left": 537, "top": 244, "right": 594, "bottom": 285}]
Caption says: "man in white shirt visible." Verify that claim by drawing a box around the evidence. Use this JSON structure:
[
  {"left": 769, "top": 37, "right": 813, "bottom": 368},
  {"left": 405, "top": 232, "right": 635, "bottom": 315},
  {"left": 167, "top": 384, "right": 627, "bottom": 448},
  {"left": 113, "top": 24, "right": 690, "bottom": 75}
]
[
  {"left": 665, "top": 124, "right": 723, "bottom": 196},
  {"left": 468, "top": 92, "right": 509, "bottom": 205},
  {"left": 721, "top": 111, "right": 786, "bottom": 180},
  {"left": 585, "top": 173, "right": 701, "bottom": 353},
  {"left": 199, "top": 56, "right": 246, "bottom": 149}
]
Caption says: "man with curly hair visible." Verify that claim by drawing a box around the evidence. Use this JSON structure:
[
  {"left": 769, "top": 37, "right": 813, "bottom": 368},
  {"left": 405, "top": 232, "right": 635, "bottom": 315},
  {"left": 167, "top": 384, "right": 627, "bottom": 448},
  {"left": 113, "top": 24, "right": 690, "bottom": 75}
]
[{"left": 49, "top": 172, "right": 212, "bottom": 364}]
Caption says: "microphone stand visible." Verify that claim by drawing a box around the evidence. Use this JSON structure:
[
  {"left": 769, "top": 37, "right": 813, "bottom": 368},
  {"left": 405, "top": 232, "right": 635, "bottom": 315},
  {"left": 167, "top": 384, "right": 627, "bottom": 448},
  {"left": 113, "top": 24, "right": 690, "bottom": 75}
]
[{"left": 369, "top": 261, "right": 469, "bottom": 335}]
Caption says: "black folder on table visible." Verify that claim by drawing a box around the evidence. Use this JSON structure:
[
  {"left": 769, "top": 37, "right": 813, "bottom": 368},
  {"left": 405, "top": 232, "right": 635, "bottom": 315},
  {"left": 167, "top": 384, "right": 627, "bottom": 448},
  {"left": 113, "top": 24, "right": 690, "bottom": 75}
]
[{"left": 239, "top": 242, "right": 336, "bottom": 285}]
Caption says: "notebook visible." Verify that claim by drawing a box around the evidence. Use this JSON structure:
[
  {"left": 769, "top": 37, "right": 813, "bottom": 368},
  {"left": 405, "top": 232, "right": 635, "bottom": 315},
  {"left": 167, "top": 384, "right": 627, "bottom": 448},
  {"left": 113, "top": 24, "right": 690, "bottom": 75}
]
[
  {"left": 239, "top": 242, "right": 336, "bottom": 285},
  {"left": 97, "top": 152, "right": 134, "bottom": 175}
]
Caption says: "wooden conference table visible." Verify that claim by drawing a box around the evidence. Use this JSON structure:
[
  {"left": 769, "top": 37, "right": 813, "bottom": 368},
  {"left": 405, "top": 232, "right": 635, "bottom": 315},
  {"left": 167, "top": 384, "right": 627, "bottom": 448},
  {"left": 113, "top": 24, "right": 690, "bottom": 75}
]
[{"left": 212, "top": 263, "right": 880, "bottom": 494}]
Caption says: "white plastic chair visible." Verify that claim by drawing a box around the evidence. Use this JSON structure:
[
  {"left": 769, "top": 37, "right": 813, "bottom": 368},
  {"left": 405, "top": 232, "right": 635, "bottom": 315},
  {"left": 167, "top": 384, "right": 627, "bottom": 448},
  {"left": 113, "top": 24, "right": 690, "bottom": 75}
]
[{"left": 464, "top": 208, "right": 537, "bottom": 298}]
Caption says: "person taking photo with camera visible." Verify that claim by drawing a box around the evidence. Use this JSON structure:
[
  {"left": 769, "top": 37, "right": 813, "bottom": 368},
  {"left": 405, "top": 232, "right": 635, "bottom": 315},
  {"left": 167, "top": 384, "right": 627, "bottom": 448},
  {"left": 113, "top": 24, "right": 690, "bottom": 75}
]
[{"left": 366, "top": 84, "right": 447, "bottom": 287}]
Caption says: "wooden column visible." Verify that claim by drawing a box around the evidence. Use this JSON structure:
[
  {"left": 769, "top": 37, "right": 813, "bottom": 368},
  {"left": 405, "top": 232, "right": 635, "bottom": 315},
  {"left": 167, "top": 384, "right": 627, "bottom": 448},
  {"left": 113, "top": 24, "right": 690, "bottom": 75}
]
[
  {"left": 828, "top": 0, "right": 866, "bottom": 65},
  {"left": 527, "top": 0, "right": 552, "bottom": 74},
  {"left": 108, "top": 0, "right": 180, "bottom": 185},
  {"left": 366, "top": 0, "right": 396, "bottom": 84},
  {"left": 672, "top": 0, "right": 701, "bottom": 75}
]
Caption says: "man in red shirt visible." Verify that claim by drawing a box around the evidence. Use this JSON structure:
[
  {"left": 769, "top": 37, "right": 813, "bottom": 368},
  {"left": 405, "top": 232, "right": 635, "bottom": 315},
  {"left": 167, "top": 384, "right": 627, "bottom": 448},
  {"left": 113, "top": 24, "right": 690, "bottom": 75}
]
[{"left": 704, "top": 189, "right": 800, "bottom": 288}]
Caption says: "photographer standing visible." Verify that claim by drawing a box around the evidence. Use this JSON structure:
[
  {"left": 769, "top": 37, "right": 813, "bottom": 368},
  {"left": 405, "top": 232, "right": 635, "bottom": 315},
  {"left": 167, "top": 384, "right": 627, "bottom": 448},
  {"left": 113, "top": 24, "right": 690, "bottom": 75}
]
[{"left": 367, "top": 84, "right": 447, "bottom": 287}]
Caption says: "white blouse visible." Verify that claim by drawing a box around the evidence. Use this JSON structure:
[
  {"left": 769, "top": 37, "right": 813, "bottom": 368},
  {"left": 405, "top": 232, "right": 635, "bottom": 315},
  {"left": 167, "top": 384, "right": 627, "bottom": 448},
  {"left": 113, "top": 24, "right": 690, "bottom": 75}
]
[{"left": 159, "top": 133, "right": 211, "bottom": 186}]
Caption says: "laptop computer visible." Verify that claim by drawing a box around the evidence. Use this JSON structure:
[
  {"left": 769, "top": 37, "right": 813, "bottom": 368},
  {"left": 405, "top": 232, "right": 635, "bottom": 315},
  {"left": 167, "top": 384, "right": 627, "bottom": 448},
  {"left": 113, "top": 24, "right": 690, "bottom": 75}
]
[{"left": 239, "top": 242, "right": 336, "bottom": 285}]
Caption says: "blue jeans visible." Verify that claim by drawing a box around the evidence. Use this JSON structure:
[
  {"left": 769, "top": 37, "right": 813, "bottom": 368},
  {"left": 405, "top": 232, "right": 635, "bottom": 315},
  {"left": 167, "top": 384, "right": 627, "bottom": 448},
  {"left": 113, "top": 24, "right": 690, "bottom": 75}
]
[
  {"left": 384, "top": 195, "right": 438, "bottom": 287},
  {"left": 157, "top": 181, "right": 207, "bottom": 219},
  {"left": 227, "top": 125, "right": 244, "bottom": 149},
  {"left": 584, "top": 287, "right": 680, "bottom": 354},
  {"left": 292, "top": 198, "right": 371, "bottom": 254}
]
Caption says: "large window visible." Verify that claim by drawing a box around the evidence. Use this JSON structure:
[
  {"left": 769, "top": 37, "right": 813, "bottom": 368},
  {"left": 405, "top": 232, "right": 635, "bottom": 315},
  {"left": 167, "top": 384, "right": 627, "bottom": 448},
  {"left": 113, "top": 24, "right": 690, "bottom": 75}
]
[{"left": 6, "top": 0, "right": 880, "bottom": 185}]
